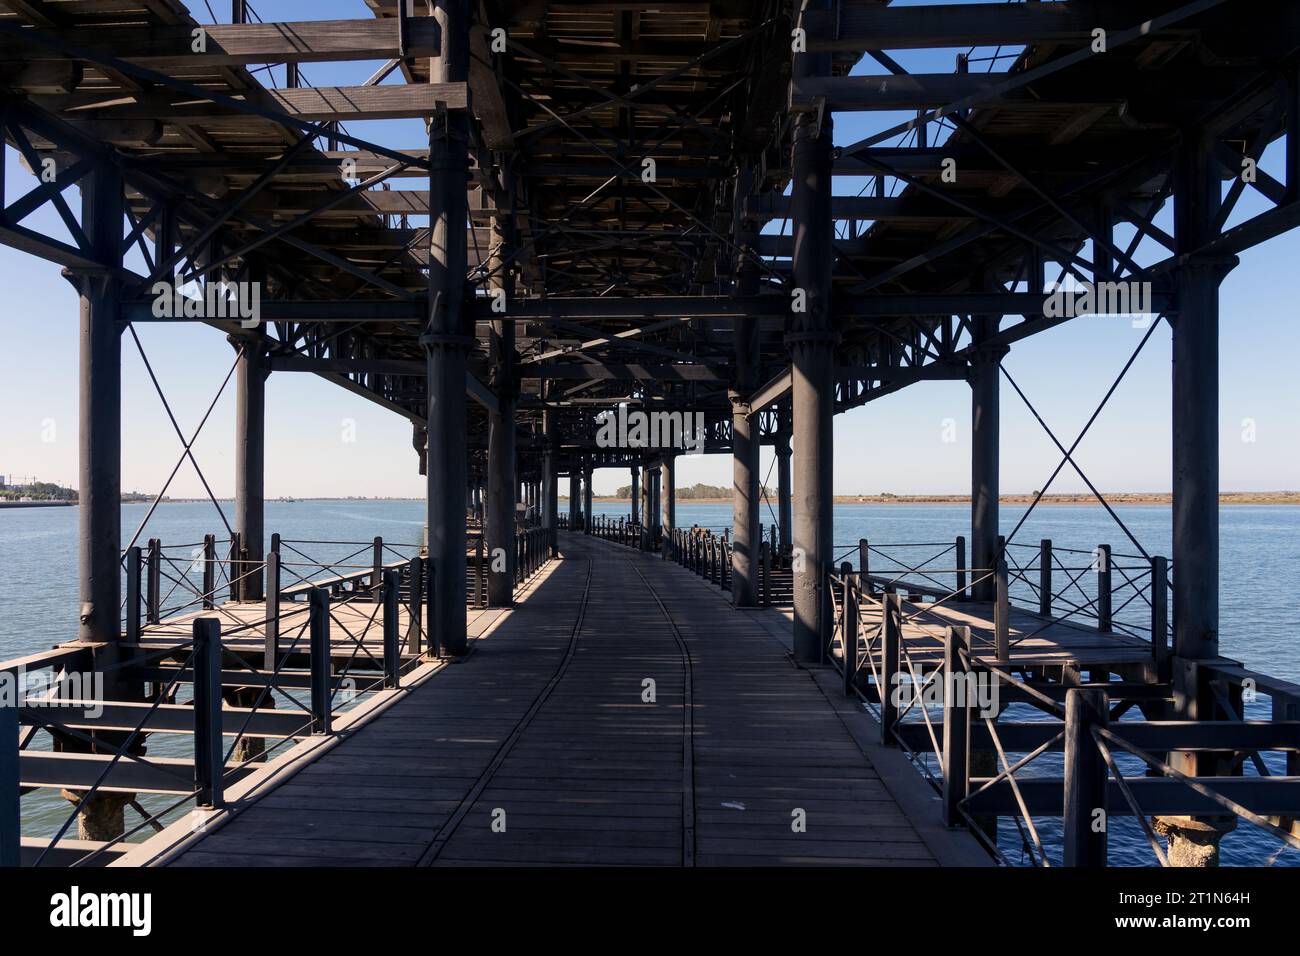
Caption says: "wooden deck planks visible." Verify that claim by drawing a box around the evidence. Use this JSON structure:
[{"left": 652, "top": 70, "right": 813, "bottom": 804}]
[{"left": 171, "top": 534, "right": 942, "bottom": 867}]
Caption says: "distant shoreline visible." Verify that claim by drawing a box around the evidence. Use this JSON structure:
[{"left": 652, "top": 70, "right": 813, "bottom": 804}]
[
  {"left": 573, "top": 492, "right": 1300, "bottom": 506},
  {"left": 17, "top": 492, "right": 1285, "bottom": 507}
]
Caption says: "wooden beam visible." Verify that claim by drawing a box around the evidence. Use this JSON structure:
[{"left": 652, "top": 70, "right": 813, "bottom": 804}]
[
  {"left": 747, "top": 193, "right": 973, "bottom": 223},
  {"left": 265, "top": 83, "right": 469, "bottom": 121},
  {"left": 746, "top": 367, "right": 791, "bottom": 413},
  {"left": 791, "top": 74, "right": 1006, "bottom": 112},
  {"left": 804, "top": 1, "right": 1106, "bottom": 52},
  {"left": 35, "top": 83, "right": 469, "bottom": 122},
  {"left": 529, "top": 363, "right": 723, "bottom": 382},
  {"left": 0, "top": 17, "right": 441, "bottom": 69},
  {"left": 20, "top": 701, "right": 312, "bottom": 738}
]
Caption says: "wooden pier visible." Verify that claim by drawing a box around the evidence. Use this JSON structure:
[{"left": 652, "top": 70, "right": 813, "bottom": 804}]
[{"left": 4, "top": 0, "right": 1300, "bottom": 872}]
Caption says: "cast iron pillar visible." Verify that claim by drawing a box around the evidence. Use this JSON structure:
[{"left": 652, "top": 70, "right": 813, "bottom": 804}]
[
  {"left": 233, "top": 329, "right": 267, "bottom": 601},
  {"left": 76, "top": 160, "right": 124, "bottom": 644},
  {"left": 661, "top": 454, "right": 676, "bottom": 559},
  {"left": 640, "top": 463, "right": 653, "bottom": 548},
  {"left": 485, "top": 165, "right": 517, "bottom": 606},
  {"left": 630, "top": 467, "right": 640, "bottom": 523},
  {"left": 1154, "top": 132, "right": 1241, "bottom": 866},
  {"left": 424, "top": 0, "right": 471, "bottom": 655},
  {"left": 776, "top": 402, "right": 793, "bottom": 556},
  {"left": 789, "top": 13, "right": 836, "bottom": 663},
  {"left": 731, "top": 196, "right": 761, "bottom": 605},
  {"left": 582, "top": 464, "right": 593, "bottom": 531},
  {"left": 543, "top": 404, "right": 558, "bottom": 553},
  {"left": 1171, "top": 135, "right": 1236, "bottom": 665},
  {"left": 970, "top": 314, "right": 1006, "bottom": 602}
]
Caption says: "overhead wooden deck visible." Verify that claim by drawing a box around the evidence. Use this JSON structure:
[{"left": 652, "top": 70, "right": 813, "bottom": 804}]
[{"left": 154, "top": 534, "right": 983, "bottom": 868}]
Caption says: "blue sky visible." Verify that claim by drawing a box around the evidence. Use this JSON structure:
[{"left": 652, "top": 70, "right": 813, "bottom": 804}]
[{"left": 1, "top": 0, "right": 1295, "bottom": 499}]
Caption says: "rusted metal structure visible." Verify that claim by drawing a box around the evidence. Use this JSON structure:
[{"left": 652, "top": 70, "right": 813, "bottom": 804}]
[{"left": 3, "top": 0, "right": 1300, "bottom": 868}]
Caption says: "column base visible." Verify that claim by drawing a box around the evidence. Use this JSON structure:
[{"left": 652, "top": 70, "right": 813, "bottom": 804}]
[
  {"left": 223, "top": 686, "right": 272, "bottom": 763},
  {"left": 60, "top": 790, "right": 133, "bottom": 842},
  {"left": 1152, "top": 815, "right": 1237, "bottom": 867}
]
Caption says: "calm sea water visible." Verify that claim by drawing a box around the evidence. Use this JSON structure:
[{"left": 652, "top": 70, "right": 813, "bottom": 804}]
[{"left": 3, "top": 499, "right": 1297, "bottom": 866}]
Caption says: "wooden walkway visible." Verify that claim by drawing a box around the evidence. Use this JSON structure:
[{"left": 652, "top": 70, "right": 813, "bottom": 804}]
[{"left": 162, "top": 535, "right": 982, "bottom": 867}]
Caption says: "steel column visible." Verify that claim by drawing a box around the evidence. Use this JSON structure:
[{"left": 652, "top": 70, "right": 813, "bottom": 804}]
[
  {"left": 790, "top": 13, "right": 835, "bottom": 663},
  {"left": 543, "top": 405, "right": 558, "bottom": 555},
  {"left": 424, "top": 0, "right": 471, "bottom": 655},
  {"left": 731, "top": 203, "right": 761, "bottom": 605},
  {"left": 630, "top": 467, "right": 640, "bottom": 524},
  {"left": 234, "top": 330, "right": 266, "bottom": 601},
  {"left": 776, "top": 402, "right": 793, "bottom": 557},
  {"left": 639, "top": 463, "right": 652, "bottom": 548},
  {"left": 1171, "top": 134, "right": 1234, "bottom": 663},
  {"left": 76, "top": 160, "right": 124, "bottom": 643},
  {"left": 970, "top": 314, "right": 1005, "bottom": 602},
  {"left": 486, "top": 216, "right": 517, "bottom": 608},
  {"left": 661, "top": 454, "right": 676, "bottom": 559},
  {"left": 582, "top": 464, "right": 593, "bottom": 531}
]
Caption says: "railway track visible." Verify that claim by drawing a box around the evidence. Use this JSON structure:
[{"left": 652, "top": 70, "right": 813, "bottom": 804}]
[{"left": 415, "top": 541, "right": 700, "bottom": 867}]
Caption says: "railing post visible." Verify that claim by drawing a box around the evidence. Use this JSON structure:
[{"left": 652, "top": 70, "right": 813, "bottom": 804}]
[
  {"left": 1039, "top": 538, "right": 1053, "bottom": 618},
  {"left": 858, "top": 537, "right": 869, "bottom": 580},
  {"left": 383, "top": 568, "right": 401, "bottom": 689},
  {"left": 955, "top": 534, "right": 967, "bottom": 600},
  {"left": 202, "top": 533, "right": 216, "bottom": 609},
  {"left": 308, "top": 588, "right": 332, "bottom": 734},
  {"left": 761, "top": 540, "right": 771, "bottom": 607},
  {"left": 126, "top": 545, "right": 142, "bottom": 643},
  {"left": 192, "top": 616, "right": 224, "bottom": 809},
  {"left": 1151, "top": 555, "right": 1169, "bottom": 680},
  {"left": 371, "top": 536, "right": 383, "bottom": 593},
  {"left": 229, "top": 531, "right": 242, "bottom": 603},
  {"left": 409, "top": 556, "right": 424, "bottom": 656},
  {"left": 146, "top": 538, "right": 161, "bottom": 624},
  {"left": 425, "top": 557, "right": 437, "bottom": 657},
  {"left": 994, "top": 558, "right": 1009, "bottom": 660},
  {"left": 264, "top": 551, "right": 280, "bottom": 671},
  {"left": 0, "top": 695, "right": 18, "bottom": 867},
  {"left": 941, "top": 625, "right": 971, "bottom": 828},
  {"left": 841, "top": 566, "right": 858, "bottom": 697},
  {"left": 880, "top": 592, "right": 902, "bottom": 745},
  {"left": 1063, "top": 687, "right": 1109, "bottom": 867},
  {"left": 1096, "top": 544, "right": 1112, "bottom": 632}
]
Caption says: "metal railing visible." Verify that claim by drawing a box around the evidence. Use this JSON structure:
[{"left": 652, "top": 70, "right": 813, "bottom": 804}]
[
  {"left": 824, "top": 568, "right": 1300, "bottom": 868},
  {"left": 5, "top": 535, "right": 440, "bottom": 867}
]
